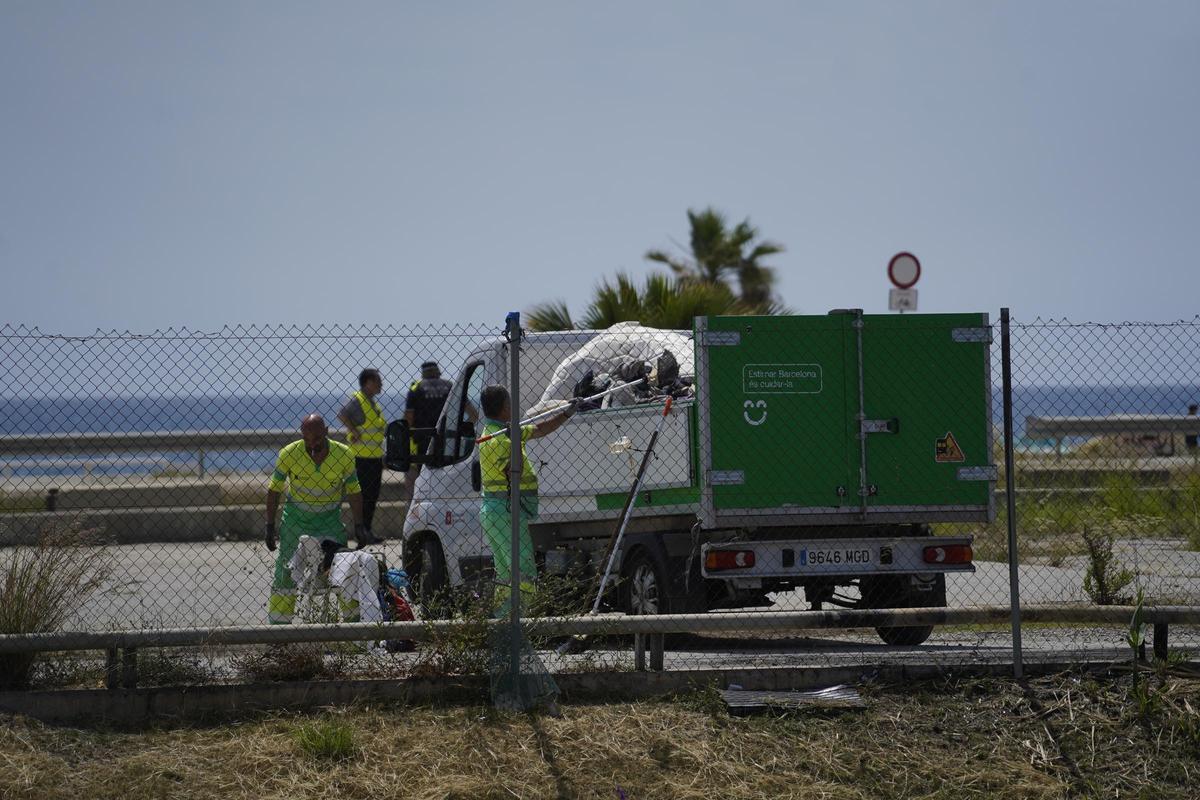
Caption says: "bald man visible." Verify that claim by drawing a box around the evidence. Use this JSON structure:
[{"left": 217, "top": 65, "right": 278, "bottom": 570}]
[{"left": 264, "top": 414, "right": 366, "bottom": 624}]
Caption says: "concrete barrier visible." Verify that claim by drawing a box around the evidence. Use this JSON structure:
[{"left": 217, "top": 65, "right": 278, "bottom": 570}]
[
  {"left": 54, "top": 479, "right": 224, "bottom": 510},
  {"left": 0, "top": 502, "right": 409, "bottom": 546}
]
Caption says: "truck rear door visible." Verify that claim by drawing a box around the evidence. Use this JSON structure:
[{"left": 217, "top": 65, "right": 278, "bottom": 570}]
[{"left": 695, "top": 312, "right": 994, "bottom": 528}]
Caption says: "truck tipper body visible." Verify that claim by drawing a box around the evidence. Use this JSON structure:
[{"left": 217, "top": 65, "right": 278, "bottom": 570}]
[{"left": 390, "top": 311, "right": 995, "bottom": 645}]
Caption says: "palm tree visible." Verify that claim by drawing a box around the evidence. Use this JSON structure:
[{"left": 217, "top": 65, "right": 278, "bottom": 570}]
[
  {"left": 527, "top": 273, "right": 741, "bottom": 331},
  {"left": 525, "top": 207, "right": 789, "bottom": 332},
  {"left": 645, "top": 207, "right": 784, "bottom": 310}
]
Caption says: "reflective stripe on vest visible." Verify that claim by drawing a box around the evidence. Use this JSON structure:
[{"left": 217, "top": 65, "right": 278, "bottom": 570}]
[
  {"left": 272, "top": 440, "right": 357, "bottom": 510},
  {"left": 351, "top": 390, "right": 386, "bottom": 458},
  {"left": 286, "top": 498, "right": 341, "bottom": 514},
  {"left": 268, "top": 589, "right": 296, "bottom": 624}
]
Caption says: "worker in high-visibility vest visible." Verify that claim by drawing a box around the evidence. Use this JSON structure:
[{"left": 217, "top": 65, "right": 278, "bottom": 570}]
[
  {"left": 337, "top": 368, "right": 385, "bottom": 543},
  {"left": 265, "top": 414, "right": 365, "bottom": 624},
  {"left": 477, "top": 385, "right": 575, "bottom": 613}
]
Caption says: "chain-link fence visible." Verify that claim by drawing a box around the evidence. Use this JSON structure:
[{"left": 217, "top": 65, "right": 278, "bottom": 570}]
[
  {"left": 2, "top": 315, "right": 1198, "bottom": 692},
  {"left": 1006, "top": 318, "right": 1200, "bottom": 665}
]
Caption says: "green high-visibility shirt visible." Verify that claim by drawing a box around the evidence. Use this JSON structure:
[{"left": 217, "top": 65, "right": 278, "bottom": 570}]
[{"left": 269, "top": 440, "right": 361, "bottom": 530}]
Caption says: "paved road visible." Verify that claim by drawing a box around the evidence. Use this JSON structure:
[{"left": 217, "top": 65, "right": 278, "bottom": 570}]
[
  {"left": 59, "top": 541, "right": 1093, "bottom": 631},
  {"left": 35, "top": 538, "right": 1198, "bottom": 672}
]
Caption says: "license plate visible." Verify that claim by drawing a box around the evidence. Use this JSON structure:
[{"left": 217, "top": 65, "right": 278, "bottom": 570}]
[{"left": 798, "top": 547, "right": 873, "bottom": 568}]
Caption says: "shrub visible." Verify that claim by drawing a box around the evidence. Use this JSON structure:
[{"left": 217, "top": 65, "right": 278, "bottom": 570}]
[
  {"left": 411, "top": 593, "right": 492, "bottom": 678},
  {"left": 232, "top": 643, "right": 347, "bottom": 683},
  {"left": 1179, "top": 473, "right": 1200, "bottom": 550},
  {"left": 1081, "top": 527, "right": 1135, "bottom": 605},
  {"left": 1101, "top": 474, "right": 1166, "bottom": 520},
  {"left": 0, "top": 522, "right": 111, "bottom": 688}
]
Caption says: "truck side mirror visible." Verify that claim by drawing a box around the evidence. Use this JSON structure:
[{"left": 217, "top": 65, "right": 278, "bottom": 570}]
[{"left": 384, "top": 420, "right": 412, "bottom": 472}]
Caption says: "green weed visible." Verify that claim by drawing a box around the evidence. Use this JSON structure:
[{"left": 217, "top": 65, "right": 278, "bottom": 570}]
[{"left": 294, "top": 719, "right": 357, "bottom": 761}]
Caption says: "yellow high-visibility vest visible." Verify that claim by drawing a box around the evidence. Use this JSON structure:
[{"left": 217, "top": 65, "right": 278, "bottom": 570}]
[
  {"left": 349, "top": 390, "right": 386, "bottom": 459},
  {"left": 269, "top": 440, "right": 361, "bottom": 514},
  {"left": 479, "top": 419, "right": 538, "bottom": 494}
]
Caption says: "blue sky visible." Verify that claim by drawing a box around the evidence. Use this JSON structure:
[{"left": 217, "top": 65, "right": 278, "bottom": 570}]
[{"left": 1, "top": 1, "right": 1198, "bottom": 333}]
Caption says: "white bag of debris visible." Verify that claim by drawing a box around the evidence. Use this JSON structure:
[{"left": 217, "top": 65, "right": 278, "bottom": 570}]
[{"left": 530, "top": 322, "right": 694, "bottom": 415}]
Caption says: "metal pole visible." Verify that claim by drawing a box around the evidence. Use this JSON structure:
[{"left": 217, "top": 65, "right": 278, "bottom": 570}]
[
  {"left": 1001, "top": 307, "right": 1024, "bottom": 679},
  {"left": 505, "top": 311, "right": 522, "bottom": 688},
  {"left": 853, "top": 310, "right": 869, "bottom": 519}
]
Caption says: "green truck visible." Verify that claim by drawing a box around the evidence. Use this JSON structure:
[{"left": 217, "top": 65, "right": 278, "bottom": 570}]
[{"left": 397, "top": 310, "right": 995, "bottom": 645}]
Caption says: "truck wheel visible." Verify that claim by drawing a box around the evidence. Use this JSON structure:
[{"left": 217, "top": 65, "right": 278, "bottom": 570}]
[
  {"left": 860, "top": 575, "right": 936, "bottom": 647},
  {"left": 621, "top": 550, "right": 666, "bottom": 616},
  {"left": 414, "top": 536, "right": 451, "bottom": 619}
]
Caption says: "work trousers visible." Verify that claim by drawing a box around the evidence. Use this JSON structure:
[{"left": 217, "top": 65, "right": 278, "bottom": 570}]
[
  {"left": 355, "top": 457, "right": 383, "bottom": 532},
  {"left": 270, "top": 513, "right": 346, "bottom": 624},
  {"left": 480, "top": 495, "right": 538, "bottom": 615}
]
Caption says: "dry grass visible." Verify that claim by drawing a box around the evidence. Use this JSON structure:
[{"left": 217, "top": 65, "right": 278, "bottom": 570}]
[{"left": 2, "top": 672, "right": 1199, "bottom": 799}]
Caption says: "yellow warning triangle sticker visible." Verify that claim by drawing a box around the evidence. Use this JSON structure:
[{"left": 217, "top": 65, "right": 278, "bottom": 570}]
[{"left": 935, "top": 431, "right": 965, "bottom": 463}]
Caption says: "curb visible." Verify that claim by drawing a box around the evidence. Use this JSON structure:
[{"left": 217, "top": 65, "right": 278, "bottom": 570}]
[{"left": 0, "top": 659, "right": 1117, "bottom": 726}]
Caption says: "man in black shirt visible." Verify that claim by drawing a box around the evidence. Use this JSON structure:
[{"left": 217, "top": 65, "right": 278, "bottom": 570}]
[{"left": 401, "top": 361, "right": 453, "bottom": 502}]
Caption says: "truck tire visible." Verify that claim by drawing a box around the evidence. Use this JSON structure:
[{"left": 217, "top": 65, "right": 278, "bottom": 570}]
[
  {"left": 621, "top": 549, "right": 667, "bottom": 616},
  {"left": 414, "top": 536, "right": 452, "bottom": 619},
  {"left": 860, "top": 575, "right": 937, "bottom": 647}
]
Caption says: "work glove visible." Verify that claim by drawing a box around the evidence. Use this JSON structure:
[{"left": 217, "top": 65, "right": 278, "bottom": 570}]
[
  {"left": 264, "top": 523, "right": 277, "bottom": 552},
  {"left": 354, "top": 523, "right": 376, "bottom": 549}
]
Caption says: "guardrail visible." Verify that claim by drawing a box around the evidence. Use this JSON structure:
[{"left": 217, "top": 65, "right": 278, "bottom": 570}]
[
  {"left": 0, "top": 429, "right": 298, "bottom": 454},
  {"left": 0, "top": 429, "right": 297, "bottom": 477},
  {"left": 1025, "top": 415, "right": 1200, "bottom": 438},
  {"left": 2, "top": 605, "right": 1194, "bottom": 687}
]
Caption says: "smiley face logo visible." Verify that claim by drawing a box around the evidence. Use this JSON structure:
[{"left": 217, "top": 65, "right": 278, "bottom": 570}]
[{"left": 743, "top": 399, "right": 767, "bottom": 426}]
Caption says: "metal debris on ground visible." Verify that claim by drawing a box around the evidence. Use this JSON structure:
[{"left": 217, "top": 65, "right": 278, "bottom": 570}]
[{"left": 720, "top": 685, "right": 866, "bottom": 714}]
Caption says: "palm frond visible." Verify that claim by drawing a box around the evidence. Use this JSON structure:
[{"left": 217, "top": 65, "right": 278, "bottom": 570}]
[
  {"left": 747, "top": 241, "right": 785, "bottom": 260},
  {"left": 644, "top": 249, "right": 692, "bottom": 276},
  {"left": 525, "top": 301, "right": 576, "bottom": 332},
  {"left": 582, "top": 273, "right": 645, "bottom": 329}
]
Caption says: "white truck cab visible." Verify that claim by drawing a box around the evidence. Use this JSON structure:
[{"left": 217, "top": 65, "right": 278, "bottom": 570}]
[{"left": 397, "top": 327, "right": 699, "bottom": 608}]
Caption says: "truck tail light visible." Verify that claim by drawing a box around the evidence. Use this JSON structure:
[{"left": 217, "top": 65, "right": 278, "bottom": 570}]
[
  {"left": 705, "top": 550, "right": 756, "bottom": 571},
  {"left": 923, "top": 544, "right": 973, "bottom": 565}
]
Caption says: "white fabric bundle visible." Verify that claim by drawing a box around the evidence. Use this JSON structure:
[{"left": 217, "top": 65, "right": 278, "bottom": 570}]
[
  {"left": 287, "top": 535, "right": 382, "bottom": 623},
  {"left": 530, "top": 322, "right": 693, "bottom": 415}
]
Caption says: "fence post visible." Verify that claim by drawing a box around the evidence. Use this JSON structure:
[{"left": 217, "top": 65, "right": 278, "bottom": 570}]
[
  {"left": 1001, "top": 308, "right": 1024, "bottom": 679},
  {"left": 505, "top": 311, "right": 522, "bottom": 692}
]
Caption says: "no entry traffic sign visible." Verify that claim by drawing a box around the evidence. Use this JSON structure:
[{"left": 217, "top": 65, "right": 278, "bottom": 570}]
[{"left": 888, "top": 252, "right": 921, "bottom": 290}]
